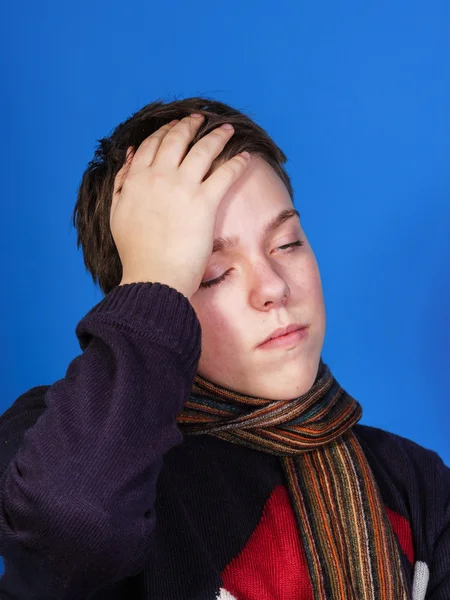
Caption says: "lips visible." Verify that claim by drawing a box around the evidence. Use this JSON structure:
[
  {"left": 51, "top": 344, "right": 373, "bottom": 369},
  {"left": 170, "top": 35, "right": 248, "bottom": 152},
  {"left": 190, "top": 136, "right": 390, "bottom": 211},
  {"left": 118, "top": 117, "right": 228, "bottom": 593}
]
[{"left": 259, "top": 323, "right": 306, "bottom": 346}]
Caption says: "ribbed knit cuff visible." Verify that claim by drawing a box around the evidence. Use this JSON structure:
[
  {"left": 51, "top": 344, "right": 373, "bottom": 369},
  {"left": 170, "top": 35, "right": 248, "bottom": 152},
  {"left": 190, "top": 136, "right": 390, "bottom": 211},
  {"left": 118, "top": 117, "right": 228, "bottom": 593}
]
[{"left": 78, "top": 282, "right": 202, "bottom": 378}]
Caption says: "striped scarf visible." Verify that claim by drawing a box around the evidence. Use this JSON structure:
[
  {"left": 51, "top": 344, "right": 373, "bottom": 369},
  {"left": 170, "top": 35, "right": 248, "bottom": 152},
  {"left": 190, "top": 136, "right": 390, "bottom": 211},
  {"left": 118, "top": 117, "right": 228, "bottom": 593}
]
[{"left": 176, "top": 358, "right": 411, "bottom": 599}]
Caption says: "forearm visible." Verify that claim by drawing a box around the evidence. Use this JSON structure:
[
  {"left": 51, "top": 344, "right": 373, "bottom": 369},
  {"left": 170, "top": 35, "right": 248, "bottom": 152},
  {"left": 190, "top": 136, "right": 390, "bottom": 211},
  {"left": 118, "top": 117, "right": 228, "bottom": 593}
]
[{"left": 0, "top": 282, "right": 201, "bottom": 599}]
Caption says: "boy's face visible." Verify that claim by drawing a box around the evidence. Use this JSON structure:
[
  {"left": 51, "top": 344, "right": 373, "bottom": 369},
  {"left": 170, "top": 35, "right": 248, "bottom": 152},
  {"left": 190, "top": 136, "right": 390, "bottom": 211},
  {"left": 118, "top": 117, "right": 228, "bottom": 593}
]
[{"left": 190, "top": 156, "right": 326, "bottom": 400}]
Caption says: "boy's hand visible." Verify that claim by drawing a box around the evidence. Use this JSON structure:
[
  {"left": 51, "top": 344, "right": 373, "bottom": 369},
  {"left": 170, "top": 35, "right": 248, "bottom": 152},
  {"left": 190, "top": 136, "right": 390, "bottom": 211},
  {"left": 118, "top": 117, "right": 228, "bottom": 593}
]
[{"left": 110, "top": 114, "right": 250, "bottom": 299}]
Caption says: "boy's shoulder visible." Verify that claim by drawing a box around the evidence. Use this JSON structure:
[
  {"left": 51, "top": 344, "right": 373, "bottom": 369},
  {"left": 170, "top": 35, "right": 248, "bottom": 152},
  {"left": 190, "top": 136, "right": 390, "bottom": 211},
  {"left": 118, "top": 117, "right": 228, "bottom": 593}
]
[
  {"left": 1, "top": 385, "right": 50, "bottom": 430},
  {"left": 353, "top": 422, "right": 449, "bottom": 484},
  {"left": 355, "top": 421, "right": 446, "bottom": 462}
]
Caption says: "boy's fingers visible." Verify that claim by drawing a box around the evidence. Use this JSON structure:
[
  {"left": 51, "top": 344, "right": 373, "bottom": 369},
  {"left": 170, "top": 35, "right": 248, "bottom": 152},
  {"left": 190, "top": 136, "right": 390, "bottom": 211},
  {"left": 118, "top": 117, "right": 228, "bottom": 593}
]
[
  {"left": 199, "top": 153, "right": 251, "bottom": 205},
  {"left": 127, "top": 120, "right": 179, "bottom": 175},
  {"left": 152, "top": 114, "right": 205, "bottom": 170},
  {"left": 111, "top": 144, "right": 140, "bottom": 224},
  {"left": 179, "top": 124, "right": 235, "bottom": 183},
  {"left": 112, "top": 147, "right": 135, "bottom": 205}
]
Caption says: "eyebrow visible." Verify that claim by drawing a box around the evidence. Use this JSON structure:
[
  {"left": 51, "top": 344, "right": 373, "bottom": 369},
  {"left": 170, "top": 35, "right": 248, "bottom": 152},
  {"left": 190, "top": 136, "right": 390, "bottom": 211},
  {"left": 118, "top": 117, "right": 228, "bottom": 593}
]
[{"left": 212, "top": 208, "right": 301, "bottom": 254}]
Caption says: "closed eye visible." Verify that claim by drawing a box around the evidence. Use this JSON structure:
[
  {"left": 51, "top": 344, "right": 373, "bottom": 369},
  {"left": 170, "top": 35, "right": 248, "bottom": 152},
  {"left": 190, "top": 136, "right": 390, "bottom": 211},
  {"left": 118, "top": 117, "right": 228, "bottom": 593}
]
[{"left": 199, "top": 240, "right": 304, "bottom": 289}]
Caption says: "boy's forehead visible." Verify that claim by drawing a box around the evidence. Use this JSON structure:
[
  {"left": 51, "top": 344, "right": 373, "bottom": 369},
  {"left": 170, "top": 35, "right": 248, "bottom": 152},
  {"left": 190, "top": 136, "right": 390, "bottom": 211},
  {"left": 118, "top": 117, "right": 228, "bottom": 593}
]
[
  {"left": 210, "top": 156, "right": 299, "bottom": 253},
  {"left": 217, "top": 155, "right": 295, "bottom": 218}
]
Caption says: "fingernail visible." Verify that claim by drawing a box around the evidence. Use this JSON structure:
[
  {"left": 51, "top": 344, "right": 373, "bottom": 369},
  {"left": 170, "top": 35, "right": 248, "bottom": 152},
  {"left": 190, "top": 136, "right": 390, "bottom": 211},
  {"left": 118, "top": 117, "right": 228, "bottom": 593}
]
[
  {"left": 168, "top": 119, "right": 179, "bottom": 125},
  {"left": 241, "top": 151, "right": 251, "bottom": 159},
  {"left": 221, "top": 123, "right": 234, "bottom": 130},
  {"left": 191, "top": 113, "right": 204, "bottom": 119}
]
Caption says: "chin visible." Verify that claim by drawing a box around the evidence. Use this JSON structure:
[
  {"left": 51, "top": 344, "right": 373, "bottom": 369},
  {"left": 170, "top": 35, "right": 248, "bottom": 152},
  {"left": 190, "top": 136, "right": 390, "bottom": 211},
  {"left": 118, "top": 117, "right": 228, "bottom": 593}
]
[
  {"left": 268, "top": 385, "right": 312, "bottom": 401},
  {"left": 262, "top": 363, "right": 320, "bottom": 400}
]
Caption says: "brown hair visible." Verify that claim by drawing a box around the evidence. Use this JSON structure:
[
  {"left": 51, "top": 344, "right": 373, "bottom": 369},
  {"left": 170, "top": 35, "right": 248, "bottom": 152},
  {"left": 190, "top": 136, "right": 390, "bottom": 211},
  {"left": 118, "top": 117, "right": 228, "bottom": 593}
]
[{"left": 72, "top": 96, "right": 294, "bottom": 296}]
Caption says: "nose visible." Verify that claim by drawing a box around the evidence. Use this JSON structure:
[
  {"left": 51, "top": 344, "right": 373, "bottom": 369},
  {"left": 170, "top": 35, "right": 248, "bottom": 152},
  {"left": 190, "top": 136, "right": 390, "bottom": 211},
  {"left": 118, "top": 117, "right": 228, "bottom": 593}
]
[{"left": 248, "top": 260, "right": 291, "bottom": 309}]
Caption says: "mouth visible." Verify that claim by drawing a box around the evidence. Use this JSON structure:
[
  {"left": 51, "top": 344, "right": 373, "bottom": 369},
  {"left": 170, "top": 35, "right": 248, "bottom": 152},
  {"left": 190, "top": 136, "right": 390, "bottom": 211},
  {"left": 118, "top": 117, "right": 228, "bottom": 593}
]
[{"left": 257, "top": 324, "right": 309, "bottom": 349}]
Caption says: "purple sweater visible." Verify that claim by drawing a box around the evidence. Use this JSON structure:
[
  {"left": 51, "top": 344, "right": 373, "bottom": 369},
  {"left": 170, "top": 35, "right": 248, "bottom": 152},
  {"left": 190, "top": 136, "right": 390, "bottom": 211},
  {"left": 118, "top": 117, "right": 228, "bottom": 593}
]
[{"left": 0, "top": 282, "right": 449, "bottom": 599}]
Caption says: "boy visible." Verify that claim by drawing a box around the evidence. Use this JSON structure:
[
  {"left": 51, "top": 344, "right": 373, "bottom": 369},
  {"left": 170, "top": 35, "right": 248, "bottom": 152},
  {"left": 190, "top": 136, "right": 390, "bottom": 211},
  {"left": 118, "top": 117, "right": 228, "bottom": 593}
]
[{"left": 0, "top": 97, "right": 449, "bottom": 599}]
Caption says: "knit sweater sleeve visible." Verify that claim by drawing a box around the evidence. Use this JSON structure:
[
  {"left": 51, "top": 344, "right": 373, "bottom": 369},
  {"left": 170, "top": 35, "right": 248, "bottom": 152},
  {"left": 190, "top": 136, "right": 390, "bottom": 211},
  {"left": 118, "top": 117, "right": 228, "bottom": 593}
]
[{"left": 0, "top": 282, "right": 201, "bottom": 600}]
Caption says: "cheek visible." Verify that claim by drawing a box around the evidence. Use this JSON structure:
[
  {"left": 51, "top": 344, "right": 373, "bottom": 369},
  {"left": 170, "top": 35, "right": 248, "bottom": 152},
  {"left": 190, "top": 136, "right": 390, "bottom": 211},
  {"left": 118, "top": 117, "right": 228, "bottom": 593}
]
[
  {"left": 194, "top": 301, "right": 236, "bottom": 342},
  {"left": 292, "top": 254, "right": 322, "bottom": 291},
  {"left": 307, "top": 265, "right": 323, "bottom": 293}
]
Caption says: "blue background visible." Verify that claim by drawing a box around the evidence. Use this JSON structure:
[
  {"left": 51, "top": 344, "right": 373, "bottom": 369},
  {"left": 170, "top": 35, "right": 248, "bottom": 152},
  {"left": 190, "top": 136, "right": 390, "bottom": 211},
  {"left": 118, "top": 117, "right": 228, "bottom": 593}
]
[{"left": 1, "top": 0, "right": 449, "bottom": 574}]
